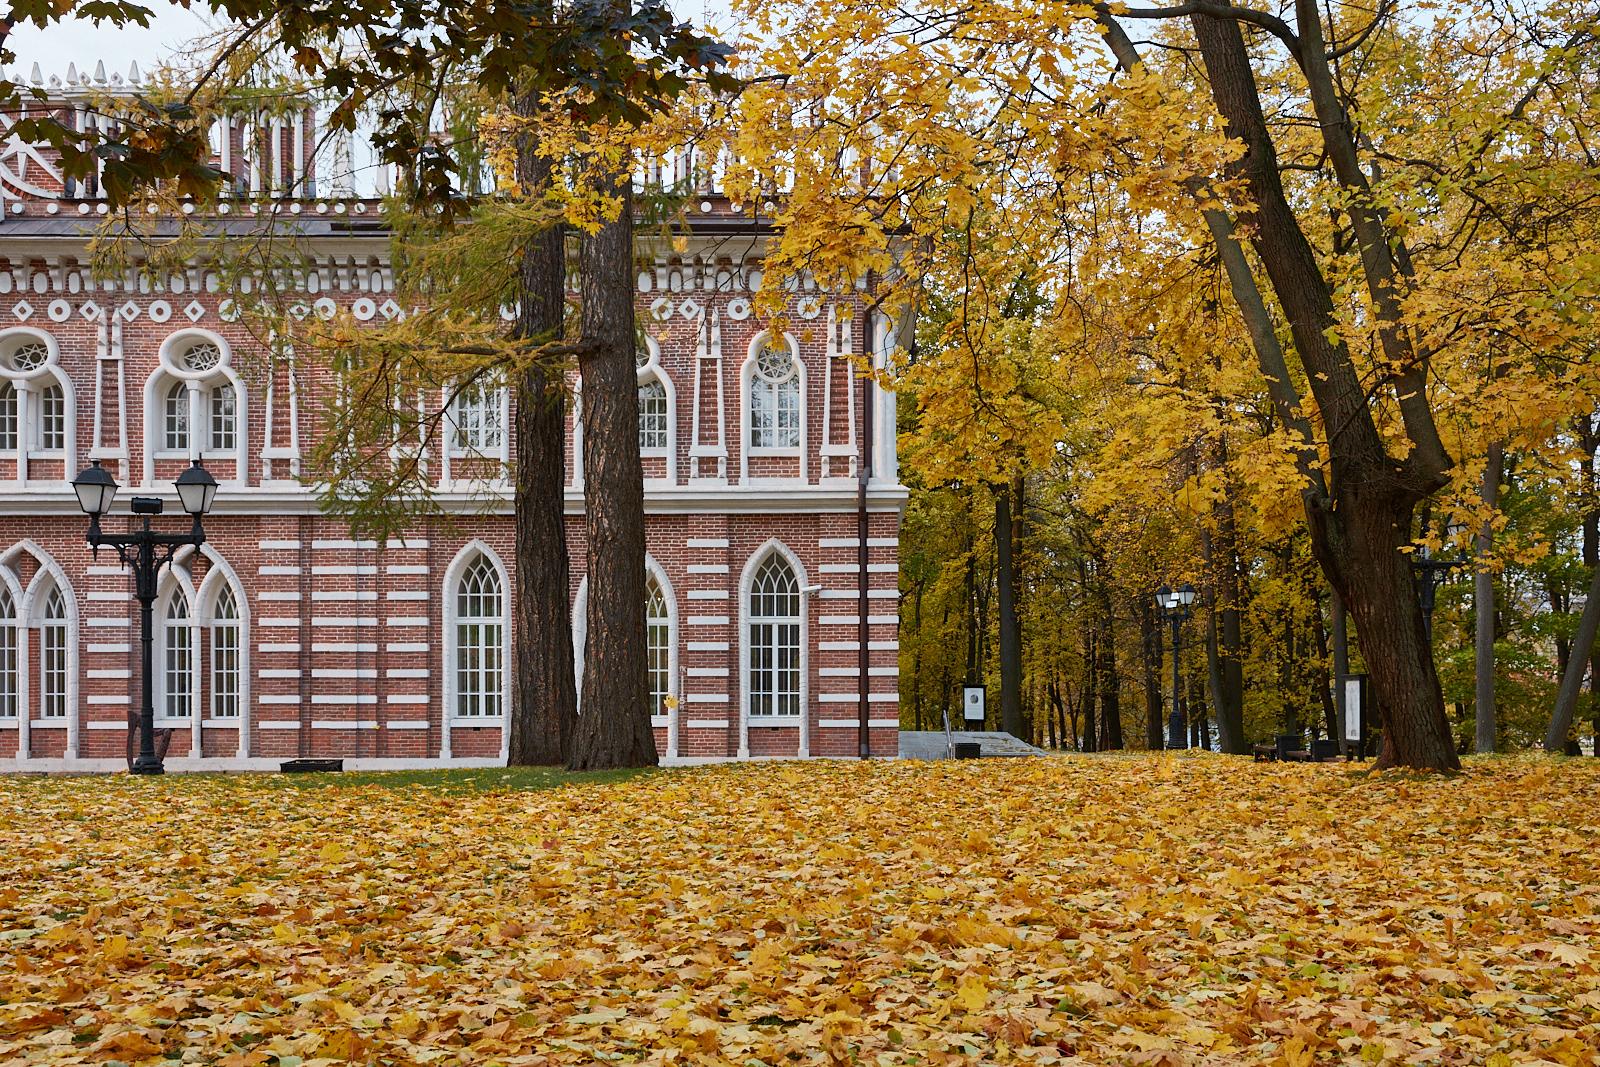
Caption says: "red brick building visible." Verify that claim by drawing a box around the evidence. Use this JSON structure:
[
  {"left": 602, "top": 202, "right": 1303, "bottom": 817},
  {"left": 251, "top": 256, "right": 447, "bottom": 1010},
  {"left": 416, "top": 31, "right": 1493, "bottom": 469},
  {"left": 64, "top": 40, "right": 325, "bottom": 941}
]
[{"left": 0, "top": 68, "right": 906, "bottom": 770}]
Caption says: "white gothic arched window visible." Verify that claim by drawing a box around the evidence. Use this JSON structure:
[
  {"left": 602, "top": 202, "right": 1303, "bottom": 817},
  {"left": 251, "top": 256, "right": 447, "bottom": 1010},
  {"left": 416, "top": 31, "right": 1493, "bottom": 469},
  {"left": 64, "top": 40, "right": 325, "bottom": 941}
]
[
  {"left": 749, "top": 340, "right": 801, "bottom": 450},
  {"left": 451, "top": 381, "right": 504, "bottom": 454},
  {"left": 0, "top": 382, "right": 16, "bottom": 451},
  {"left": 39, "top": 586, "right": 68, "bottom": 719},
  {"left": 646, "top": 576, "right": 671, "bottom": 717},
  {"left": 748, "top": 554, "right": 801, "bottom": 718},
  {"left": 0, "top": 587, "right": 16, "bottom": 720},
  {"left": 35, "top": 382, "right": 65, "bottom": 452},
  {"left": 638, "top": 377, "right": 668, "bottom": 452},
  {"left": 210, "top": 586, "right": 241, "bottom": 718},
  {"left": 209, "top": 383, "right": 237, "bottom": 452},
  {"left": 162, "top": 589, "right": 193, "bottom": 719},
  {"left": 164, "top": 380, "right": 190, "bottom": 452},
  {"left": 455, "top": 555, "right": 504, "bottom": 718}
]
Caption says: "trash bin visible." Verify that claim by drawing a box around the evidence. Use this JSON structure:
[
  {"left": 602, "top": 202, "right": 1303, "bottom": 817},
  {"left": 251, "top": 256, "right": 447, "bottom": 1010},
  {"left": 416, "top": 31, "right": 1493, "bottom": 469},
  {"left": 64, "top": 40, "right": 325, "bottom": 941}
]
[
  {"left": 953, "top": 742, "right": 982, "bottom": 760},
  {"left": 1274, "top": 734, "right": 1303, "bottom": 761}
]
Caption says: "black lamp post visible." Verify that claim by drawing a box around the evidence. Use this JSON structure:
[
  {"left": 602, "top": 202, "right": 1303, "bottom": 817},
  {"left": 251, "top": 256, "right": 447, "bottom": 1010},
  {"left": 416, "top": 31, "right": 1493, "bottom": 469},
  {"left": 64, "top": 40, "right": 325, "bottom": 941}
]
[
  {"left": 1155, "top": 583, "right": 1196, "bottom": 749},
  {"left": 72, "top": 460, "right": 219, "bottom": 775},
  {"left": 1411, "top": 533, "right": 1461, "bottom": 643}
]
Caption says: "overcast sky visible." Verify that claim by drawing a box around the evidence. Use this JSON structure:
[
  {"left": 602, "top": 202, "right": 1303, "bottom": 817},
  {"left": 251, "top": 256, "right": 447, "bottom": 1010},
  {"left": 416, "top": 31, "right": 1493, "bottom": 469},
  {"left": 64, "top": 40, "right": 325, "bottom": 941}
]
[
  {"left": 13, "top": 3, "right": 219, "bottom": 80},
  {"left": 14, "top": 0, "right": 732, "bottom": 82}
]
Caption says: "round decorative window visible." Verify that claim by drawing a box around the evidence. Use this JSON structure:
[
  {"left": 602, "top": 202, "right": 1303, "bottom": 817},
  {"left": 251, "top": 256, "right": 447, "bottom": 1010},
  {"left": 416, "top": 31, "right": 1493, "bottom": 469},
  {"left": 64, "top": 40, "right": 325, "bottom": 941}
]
[
  {"left": 7, "top": 341, "right": 49, "bottom": 372},
  {"left": 636, "top": 344, "right": 653, "bottom": 369},
  {"left": 754, "top": 340, "right": 795, "bottom": 383},
  {"left": 181, "top": 340, "right": 223, "bottom": 372}
]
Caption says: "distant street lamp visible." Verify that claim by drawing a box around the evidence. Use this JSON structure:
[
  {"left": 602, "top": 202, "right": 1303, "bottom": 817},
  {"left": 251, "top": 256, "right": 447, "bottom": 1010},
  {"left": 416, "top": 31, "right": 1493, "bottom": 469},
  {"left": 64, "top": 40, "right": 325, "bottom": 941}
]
[
  {"left": 1155, "top": 584, "right": 1196, "bottom": 749},
  {"left": 1411, "top": 523, "right": 1464, "bottom": 642},
  {"left": 72, "top": 460, "right": 219, "bottom": 775}
]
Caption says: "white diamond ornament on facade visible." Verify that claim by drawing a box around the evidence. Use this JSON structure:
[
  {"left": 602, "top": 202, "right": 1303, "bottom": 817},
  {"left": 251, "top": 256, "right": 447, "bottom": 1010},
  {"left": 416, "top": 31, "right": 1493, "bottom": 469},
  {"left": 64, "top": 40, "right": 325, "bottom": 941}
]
[
  {"left": 118, "top": 301, "right": 140, "bottom": 321},
  {"left": 379, "top": 299, "right": 402, "bottom": 320},
  {"left": 78, "top": 300, "right": 103, "bottom": 321},
  {"left": 649, "top": 297, "right": 673, "bottom": 321},
  {"left": 183, "top": 301, "right": 206, "bottom": 322},
  {"left": 678, "top": 297, "right": 702, "bottom": 320},
  {"left": 11, "top": 300, "right": 33, "bottom": 321}
]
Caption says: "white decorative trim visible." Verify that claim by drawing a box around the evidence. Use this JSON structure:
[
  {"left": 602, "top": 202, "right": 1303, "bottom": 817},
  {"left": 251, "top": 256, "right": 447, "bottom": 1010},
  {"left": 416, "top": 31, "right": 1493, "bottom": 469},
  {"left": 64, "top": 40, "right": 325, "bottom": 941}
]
[
  {"left": 686, "top": 641, "right": 729, "bottom": 651},
  {"left": 312, "top": 719, "right": 379, "bottom": 729},
  {"left": 687, "top": 615, "right": 729, "bottom": 626},
  {"left": 257, "top": 642, "right": 300, "bottom": 653},
  {"left": 386, "top": 642, "right": 429, "bottom": 653},
  {"left": 313, "top": 616, "right": 379, "bottom": 627},
  {"left": 686, "top": 538, "right": 728, "bottom": 548},
  {"left": 258, "top": 539, "right": 301, "bottom": 550},
  {"left": 385, "top": 720, "right": 431, "bottom": 730},
  {"left": 687, "top": 590, "right": 729, "bottom": 600},
  {"left": 441, "top": 540, "right": 512, "bottom": 761},
  {"left": 312, "top": 564, "right": 378, "bottom": 575},
  {"left": 737, "top": 538, "right": 811, "bottom": 759},
  {"left": 313, "top": 642, "right": 378, "bottom": 653},
  {"left": 819, "top": 719, "right": 900, "bottom": 728}
]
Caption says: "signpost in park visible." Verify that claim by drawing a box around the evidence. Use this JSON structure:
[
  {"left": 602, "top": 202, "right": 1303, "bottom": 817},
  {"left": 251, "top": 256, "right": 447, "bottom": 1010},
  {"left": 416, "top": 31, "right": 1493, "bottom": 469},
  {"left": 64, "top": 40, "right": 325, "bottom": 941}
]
[
  {"left": 1340, "top": 673, "right": 1370, "bottom": 760},
  {"left": 963, "top": 685, "right": 987, "bottom": 725}
]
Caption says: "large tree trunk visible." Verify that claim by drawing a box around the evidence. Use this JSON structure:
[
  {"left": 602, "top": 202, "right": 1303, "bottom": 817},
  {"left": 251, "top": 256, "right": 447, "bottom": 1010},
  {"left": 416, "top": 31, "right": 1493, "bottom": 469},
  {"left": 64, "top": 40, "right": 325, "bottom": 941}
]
[
  {"left": 508, "top": 97, "right": 576, "bottom": 766},
  {"left": 1095, "top": 568, "right": 1122, "bottom": 750},
  {"left": 1189, "top": 9, "right": 1458, "bottom": 770},
  {"left": 1198, "top": 479, "right": 1249, "bottom": 753},
  {"left": 995, "top": 479, "right": 1025, "bottom": 737},
  {"left": 1141, "top": 595, "right": 1164, "bottom": 750},
  {"left": 1474, "top": 443, "right": 1503, "bottom": 753},
  {"left": 566, "top": 160, "right": 656, "bottom": 771},
  {"left": 1547, "top": 561, "right": 1600, "bottom": 753}
]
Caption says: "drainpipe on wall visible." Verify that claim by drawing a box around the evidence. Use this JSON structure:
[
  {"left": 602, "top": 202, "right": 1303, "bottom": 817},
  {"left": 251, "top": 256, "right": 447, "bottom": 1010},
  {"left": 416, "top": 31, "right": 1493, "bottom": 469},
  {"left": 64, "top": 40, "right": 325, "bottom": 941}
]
[{"left": 857, "top": 303, "right": 874, "bottom": 759}]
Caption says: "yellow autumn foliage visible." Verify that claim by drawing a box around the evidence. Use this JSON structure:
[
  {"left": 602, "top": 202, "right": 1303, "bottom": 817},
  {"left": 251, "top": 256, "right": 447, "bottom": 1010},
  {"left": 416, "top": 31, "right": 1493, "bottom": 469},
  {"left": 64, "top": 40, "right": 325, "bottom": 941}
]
[{"left": 2, "top": 758, "right": 1597, "bottom": 1064}]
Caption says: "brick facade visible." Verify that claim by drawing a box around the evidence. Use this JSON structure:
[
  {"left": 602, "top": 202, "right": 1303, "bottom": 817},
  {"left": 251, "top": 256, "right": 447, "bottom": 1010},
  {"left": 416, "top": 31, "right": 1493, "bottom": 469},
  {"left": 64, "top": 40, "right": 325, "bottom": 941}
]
[{"left": 0, "top": 82, "right": 906, "bottom": 770}]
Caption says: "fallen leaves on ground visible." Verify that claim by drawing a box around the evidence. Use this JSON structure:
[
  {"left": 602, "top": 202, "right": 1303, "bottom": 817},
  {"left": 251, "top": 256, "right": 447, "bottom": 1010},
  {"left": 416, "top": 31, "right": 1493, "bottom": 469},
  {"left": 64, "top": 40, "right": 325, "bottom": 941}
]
[{"left": 1, "top": 755, "right": 1598, "bottom": 1065}]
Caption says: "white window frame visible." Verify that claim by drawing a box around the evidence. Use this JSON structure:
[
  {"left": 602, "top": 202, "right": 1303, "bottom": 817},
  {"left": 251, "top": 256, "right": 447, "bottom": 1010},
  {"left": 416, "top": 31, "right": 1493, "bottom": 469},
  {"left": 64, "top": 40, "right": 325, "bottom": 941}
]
[
  {"left": 156, "top": 585, "right": 196, "bottom": 726},
  {"left": 143, "top": 331, "right": 248, "bottom": 486},
  {"left": 441, "top": 542, "right": 512, "bottom": 758},
  {"left": 739, "top": 331, "right": 807, "bottom": 483},
  {"left": 5, "top": 544, "right": 80, "bottom": 758},
  {"left": 0, "top": 329, "right": 76, "bottom": 480},
  {"left": 209, "top": 585, "right": 242, "bottom": 719},
  {"left": 194, "top": 548, "right": 252, "bottom": 755},
  {"left": 0, "top": 380, "right": 16, "bottom": 453},
  {"left": 635, "top": 337, "right": 677, "bottom": 483},
  {"left": 738, "top": 540, "right": 810, "bottom": 758},
  {"left": 447, "top": 379, "right": 507, "bottom": 457},
  {"left": 0, "top": 584, "right": 18, "bottom": 720}
]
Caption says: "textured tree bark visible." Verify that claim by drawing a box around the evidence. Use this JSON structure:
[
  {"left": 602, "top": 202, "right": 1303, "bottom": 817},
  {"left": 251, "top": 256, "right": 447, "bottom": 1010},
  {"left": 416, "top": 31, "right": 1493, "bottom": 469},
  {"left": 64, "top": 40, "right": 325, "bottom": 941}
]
[
  {"left": 1547, "top": 561, "right": 1600, "bottom": 753},
  {"left": 508, "top": 97, "right": 576, "bottom": 766},
  {"left": 1474, "top": 443, "right": 1503, "bottom": 753},
  {"left": 1189, "top": 9, "right": 1458, "bottom": 770},
  {"left": 566, "top": 161, "right": 657, "bottom": 771},
  {"left": 995, "top": 480, "right": 1025, "bottom": 738},
  {"left": 1201, "top": 474, "right": 1249, "bottom": 753},
  {"left": 1141, "top": 595, "right": 1164, "bottom": 750},
  {"left": 1095, "top": 565, "right": 1123, "bottom": 750}
]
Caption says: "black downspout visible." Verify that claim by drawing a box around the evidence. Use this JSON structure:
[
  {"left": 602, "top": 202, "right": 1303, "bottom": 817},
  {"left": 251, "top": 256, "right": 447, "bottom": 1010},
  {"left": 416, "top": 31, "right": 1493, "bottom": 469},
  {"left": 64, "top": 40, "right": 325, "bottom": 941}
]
[{"left": 857, "top": 305, "right": 874, "bottom": 758}]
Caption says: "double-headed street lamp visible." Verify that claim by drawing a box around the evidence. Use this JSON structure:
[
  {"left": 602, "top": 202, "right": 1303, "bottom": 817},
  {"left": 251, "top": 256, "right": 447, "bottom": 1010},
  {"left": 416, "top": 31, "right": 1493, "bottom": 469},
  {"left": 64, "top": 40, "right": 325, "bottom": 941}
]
[
  {"left": 1155, "top": 583, "right": 1197, "bottom": 749},
  {"left": 72, "top": 459, "right": 219, "bottom": 775}
]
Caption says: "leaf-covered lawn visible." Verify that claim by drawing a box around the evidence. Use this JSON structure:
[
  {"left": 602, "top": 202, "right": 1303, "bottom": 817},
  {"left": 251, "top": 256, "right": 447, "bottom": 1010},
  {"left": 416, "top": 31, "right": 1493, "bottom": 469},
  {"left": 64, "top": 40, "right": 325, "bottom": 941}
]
[{"left": 2, "top": 756, "right": 1597, "bottom": 1065}]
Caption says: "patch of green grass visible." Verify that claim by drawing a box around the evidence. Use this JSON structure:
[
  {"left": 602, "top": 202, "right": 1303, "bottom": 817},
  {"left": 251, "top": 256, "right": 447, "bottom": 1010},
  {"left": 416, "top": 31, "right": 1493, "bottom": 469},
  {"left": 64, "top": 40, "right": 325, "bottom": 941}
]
[{"left": 212, "top": 765, "right": 657, "bottom": 794}]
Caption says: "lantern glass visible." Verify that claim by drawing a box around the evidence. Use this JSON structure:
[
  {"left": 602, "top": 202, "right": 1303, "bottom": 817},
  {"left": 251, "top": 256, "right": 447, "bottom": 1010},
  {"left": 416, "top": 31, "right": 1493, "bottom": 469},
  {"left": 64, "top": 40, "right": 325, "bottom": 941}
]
[
  {"left": 174, "top": 462, "right": 218, "bottom": 516},
  {"left": 1178, "top": 583, "right": 1197, "bottom": 607},
  {"left": 1154, "top": 585, "right": 1172, "bottom": 610},
  {"left": 72, "top": 461, "right": 119, "bottom": 516}
]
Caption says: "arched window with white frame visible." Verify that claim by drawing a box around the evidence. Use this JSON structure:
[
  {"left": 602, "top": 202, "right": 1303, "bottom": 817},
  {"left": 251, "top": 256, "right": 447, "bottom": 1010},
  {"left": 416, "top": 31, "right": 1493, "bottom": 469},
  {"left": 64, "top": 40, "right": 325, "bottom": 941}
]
[
  {"left": 747, "top": 553, "right": 802, "bottom": 719},
  {"left": 160, "top": 588, "right": 194, "bottom": 721},
  {"left": 210, "top": 585, "right": 241, "bottom": 718},
  {"left": 638, "top": 378, "right": 668, "bottom": 451},
  {"left": 144, "top": 332, "right": 248, "bottom": 485},
  {"left": 453, "top": 553, "right": 505, "bottom": 719},
  {"left": 0, "top": 329, "right": 75, "bottom": 477},
  {"left": 163, "top": 380, "right": 190, "bottom": 452},
  {"left": 209, "top": 383, "right": 237, "bottom": 452},
  {"left": 646, "top": 574, "right": 671, "bottom": 718},
  {"left": 748, "top": 337, "right": 802, "bottom": 451},
  {"left": 0, "top": 585, "right": 17, "bottom": 720},
  {"left": 38, "top": 585, "right": 68, "bottom": 720},
  {"left": 0, "top": 381, "right": 15, "bottom": 453}
]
